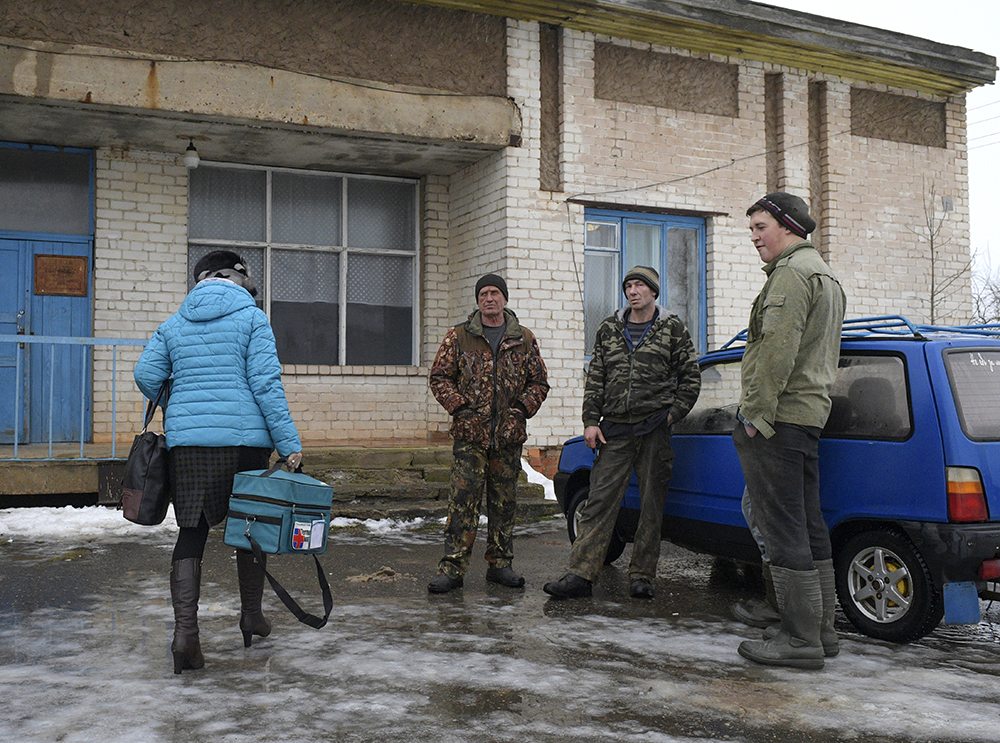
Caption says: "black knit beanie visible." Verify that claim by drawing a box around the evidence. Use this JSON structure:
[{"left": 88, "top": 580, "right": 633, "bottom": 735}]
[
  {"left": 747, "top": 192, "right": 816, "bottom": 237},
  {"left": 475, "top": 273, "right": 509, "bottom": 301}
]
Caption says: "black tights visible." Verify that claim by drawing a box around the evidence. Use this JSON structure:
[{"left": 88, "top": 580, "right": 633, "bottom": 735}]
[{"left": 172, "top": 514, "right": 210, "bottom": 562}]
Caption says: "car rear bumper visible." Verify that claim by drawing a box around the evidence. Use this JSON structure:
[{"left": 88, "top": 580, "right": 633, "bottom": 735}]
[{"left": 899, "top": 520, "right": 1000, "bottom": 594}]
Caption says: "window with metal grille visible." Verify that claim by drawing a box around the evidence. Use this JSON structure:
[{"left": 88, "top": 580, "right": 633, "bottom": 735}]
[
  {"left": 584, "top": 208, "right": 706, "bottom": 356},
  {"left": 188, "top": 164, "right": 418, "bottom": 366}
]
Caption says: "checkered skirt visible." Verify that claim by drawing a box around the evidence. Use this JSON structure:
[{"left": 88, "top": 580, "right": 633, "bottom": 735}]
[{"left": 168, "top": 446, "right": 271, "bottom": 528}]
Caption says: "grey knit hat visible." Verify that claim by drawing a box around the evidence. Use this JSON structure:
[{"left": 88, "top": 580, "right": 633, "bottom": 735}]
[
  {"left": 622, "top": 266, "right": 660, "bottom": 298},
  {"left": 747, "top": 192, "right": 816, "bottom": 237}
]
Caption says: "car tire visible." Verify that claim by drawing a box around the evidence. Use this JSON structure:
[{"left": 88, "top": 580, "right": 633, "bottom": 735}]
[
  {"left": 834, "top": 528, "right": 944, "bottom": 643},
  {"left": 566, "top": 486, "right": 626, "bottom": 565}
]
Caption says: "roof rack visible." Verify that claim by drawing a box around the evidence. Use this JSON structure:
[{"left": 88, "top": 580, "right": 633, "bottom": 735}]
[{"left": 719, "top": 315, "right": 1000, "bottom": 350}]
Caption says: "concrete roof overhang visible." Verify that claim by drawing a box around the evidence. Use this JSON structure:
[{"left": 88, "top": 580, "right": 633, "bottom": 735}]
[
  {"left": 0, "top": 39, "right": 521, "bottom": 177},
  {"left": 0, "top": 0, "right": 994, "bottom": 177}
]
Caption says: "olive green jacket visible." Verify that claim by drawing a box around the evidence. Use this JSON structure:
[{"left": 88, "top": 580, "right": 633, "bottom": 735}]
[{"left": 739, "top": 241, "right": 846, "bottom": 438}]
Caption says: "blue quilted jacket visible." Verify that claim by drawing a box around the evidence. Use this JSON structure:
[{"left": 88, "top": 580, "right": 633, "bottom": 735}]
[{"left": 134, "top": 280, "right": 302, "bottom": 454}]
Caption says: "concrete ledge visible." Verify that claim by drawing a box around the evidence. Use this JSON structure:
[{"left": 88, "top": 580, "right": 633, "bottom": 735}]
[
  {"left": 0, "top": 460, "right": 100, "bottom": 496},
  {"left": 0, "top": 39, "right": 521, "bottom": 148}
]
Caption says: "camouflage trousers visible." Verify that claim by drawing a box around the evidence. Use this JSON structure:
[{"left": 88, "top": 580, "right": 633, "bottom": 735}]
[
  {"left": 568, "top": 422, "right": 674, "bottom": 582},
  {"left": 438, "top": 440, "right": 522, "bottom": 579}
]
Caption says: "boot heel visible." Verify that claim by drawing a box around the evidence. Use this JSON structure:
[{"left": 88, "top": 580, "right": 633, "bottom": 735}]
[
  {"left": 242, "top": 629, "right": 253, "bottom": 648},
  {"left": 173, "top": 651, "right": 185, "bottom": 675}
]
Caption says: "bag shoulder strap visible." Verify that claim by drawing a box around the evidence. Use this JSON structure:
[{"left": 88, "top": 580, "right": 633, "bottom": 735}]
[
  {"left": 248, "top": 535, "right": 333, "bottom": 629},
  {"left": 142, "top": 381, "right": 170, "bottom": 433}
]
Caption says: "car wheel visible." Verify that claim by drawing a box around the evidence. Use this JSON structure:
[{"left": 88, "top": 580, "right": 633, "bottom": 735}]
[
  {"left": 834, "top": 529, "right": 944, "bottom": 643},
  {"left": 566, "top": 487, "right": 626, "bottom": 565}
]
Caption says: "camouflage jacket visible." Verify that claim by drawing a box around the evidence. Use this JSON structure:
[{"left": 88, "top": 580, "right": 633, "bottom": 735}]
[
  {"left": 583, "top": 306, "right": 701, "bottom": 428},
  {"left": 430, "top": 308, "right": 549, "bottom": 450}
]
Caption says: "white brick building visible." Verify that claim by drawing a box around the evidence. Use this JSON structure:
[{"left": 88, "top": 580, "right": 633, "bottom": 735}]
[{"left": 0, "top": 0, "right": 995, "bottom": 471}]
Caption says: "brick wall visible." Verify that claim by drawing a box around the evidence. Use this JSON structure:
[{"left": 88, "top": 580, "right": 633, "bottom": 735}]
[{"left": 91, "top": 147, "right": 188, "bottom": 442}]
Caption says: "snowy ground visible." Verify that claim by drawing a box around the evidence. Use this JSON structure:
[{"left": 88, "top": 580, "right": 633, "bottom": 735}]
[{"left": 1, "top": 505, "right": 999, "bottom": 743}]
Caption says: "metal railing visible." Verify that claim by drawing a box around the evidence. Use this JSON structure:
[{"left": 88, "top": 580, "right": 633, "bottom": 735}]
[{"left": 0, "top": 335, "right": 148, "bottom": 461}]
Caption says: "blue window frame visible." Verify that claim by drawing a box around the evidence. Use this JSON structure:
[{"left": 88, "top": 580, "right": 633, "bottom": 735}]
[{"left": 584, "top": 208, "right": 706, "bottom": 354}]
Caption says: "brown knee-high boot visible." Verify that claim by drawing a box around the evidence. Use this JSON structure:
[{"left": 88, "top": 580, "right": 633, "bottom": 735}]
[
  {"left": 236, "top": 549, "right": 271, "bottom": 647},
  {"left": 170, "top": 558, "right": 205, "bottom": 674}
]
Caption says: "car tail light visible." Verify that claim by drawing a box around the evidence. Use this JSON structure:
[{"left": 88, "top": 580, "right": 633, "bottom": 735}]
[
  {"left": 980, "top": 559, "right": 1000, "bottom": 581},
  {"left": 947, "top": 467, "right": 989, "bottom": 522}
]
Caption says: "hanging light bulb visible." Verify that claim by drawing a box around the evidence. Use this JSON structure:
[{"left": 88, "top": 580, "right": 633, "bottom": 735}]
[{"left": 183, "top": 139, "right": 200, "bottom": 169}]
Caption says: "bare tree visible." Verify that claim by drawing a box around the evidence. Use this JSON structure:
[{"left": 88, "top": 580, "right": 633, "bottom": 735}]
[
  {"left": 908, "top": 180, "right": 971, "bottom": 325},
  {"left": 971, "top": 251, "right": 1000, "bottom": 324}
]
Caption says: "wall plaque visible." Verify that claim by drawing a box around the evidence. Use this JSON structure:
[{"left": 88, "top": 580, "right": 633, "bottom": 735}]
[{"left": 34, "top": 255, "right": 88, "bottom": 297}]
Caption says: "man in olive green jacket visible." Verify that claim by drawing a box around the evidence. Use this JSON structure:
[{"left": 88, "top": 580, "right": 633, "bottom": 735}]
[{"left": 734, "top": 193, "right": 846, "bottom": 670}]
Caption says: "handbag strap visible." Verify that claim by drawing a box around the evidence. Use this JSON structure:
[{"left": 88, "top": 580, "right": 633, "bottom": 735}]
[
  {"left": 142, "top": 381, "right": 170, "bottom": 434},
  {"left": 247, "top": 535, "right": 333, "bottom": 629}
]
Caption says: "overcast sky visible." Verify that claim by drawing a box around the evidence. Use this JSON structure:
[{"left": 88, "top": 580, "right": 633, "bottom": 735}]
[{"left": 763, "top": 0, "right": 1000, "bottom": 270}]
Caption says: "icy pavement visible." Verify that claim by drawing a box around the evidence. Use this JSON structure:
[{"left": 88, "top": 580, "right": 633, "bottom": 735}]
[{"left": 1, "top": 506, "right": 999, "bottom": 743}]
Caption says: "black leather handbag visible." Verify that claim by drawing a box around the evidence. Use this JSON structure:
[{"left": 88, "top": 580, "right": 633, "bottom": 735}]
[{"left": 120, "top": 381, "right": 171, "bottom": 525}]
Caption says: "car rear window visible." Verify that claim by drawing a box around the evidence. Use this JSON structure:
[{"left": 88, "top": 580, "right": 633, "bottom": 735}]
[
  {"left": 675, "top": 354, "right": 913, "bottom": 438},
  {"left": 823, "top": 354, "right": 911, "bottom": 440},
  {"left": 944, "top": 349, "right": 1000, "bottom": 441}
]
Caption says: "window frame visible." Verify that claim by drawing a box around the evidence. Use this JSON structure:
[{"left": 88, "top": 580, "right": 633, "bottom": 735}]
[
  {"left": 187, "top": 162, "right": 420, "bottom": 367},
  {"left": 583, "top": 208, "right": 707, "bottom": 354}
]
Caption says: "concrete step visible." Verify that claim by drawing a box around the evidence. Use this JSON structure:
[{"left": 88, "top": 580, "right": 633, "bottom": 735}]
[
  {"left": 331, "top": 494, "right": 560, "bottom": 522},
  {"left": 0, "top": 444, "right": 561, "bottom": 522}
]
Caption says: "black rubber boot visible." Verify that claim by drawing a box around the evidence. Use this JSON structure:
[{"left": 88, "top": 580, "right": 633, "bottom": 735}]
[
  {"left": 738, "top": 566, "right": 824, "bottom": 670},
  {"left": 170, "top": 558, "right": 205, "bottom": 674},
  {"left": 816, "top": 558, "right": 840, "bottom": 657},
  {"left": 237, "top": 549, "right": 272, "bottom": 648},
  {"left": 428, "top": 573, "right": 464, "bottom": 593},
  {"left": 732, "top": 561, "right": 780, "bottom": 628},
  {"left": 762, "top": 560, "right": 839, "bottom": 657},
  {"left": 542, "top": 573, "right": 593, "bottom": 599},
  {"left": 486, "top": 565, "right": 526, "bottom": 588}
]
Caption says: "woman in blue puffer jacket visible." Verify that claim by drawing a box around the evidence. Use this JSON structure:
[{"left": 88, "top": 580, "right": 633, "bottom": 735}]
[{"left": 134, "top": 250, "right": 302, "bottom": 674}]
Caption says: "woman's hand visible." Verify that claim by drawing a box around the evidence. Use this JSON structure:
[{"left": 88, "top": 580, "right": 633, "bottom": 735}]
[{"left": 285, "top": 452, "right": 303, "bottom": 470}]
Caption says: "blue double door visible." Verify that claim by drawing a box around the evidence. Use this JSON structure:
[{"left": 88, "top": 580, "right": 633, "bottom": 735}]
[{"left": 0, "top": 236, "right": 93, "bottom": 444}]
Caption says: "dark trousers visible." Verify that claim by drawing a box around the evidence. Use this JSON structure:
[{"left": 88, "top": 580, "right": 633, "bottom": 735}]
[
  {"left": 438, "top": 440, "right": 522, "bottom": 578},
  {"left": 569, "top": 423, "right": 674, "bottom": 582},
  {"left": 733, "top": 422, "right": 831, "bottom": 571}
]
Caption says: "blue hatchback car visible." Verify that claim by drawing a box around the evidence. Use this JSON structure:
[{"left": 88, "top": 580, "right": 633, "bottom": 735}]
[{"left": 553, "top": 317, "right": 1000, "bottom": 643}]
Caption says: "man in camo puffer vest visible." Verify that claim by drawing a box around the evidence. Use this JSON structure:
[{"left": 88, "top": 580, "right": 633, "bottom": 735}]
[
  {"left": 427, "top": 274, "right": 549, "bottom": 593},
  {"left": 544, "top": 266, "right": 701, "bottom": 600}
]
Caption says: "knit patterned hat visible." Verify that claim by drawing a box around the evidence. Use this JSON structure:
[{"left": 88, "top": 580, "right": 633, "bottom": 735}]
[
  {"left": 192, "top": 250, "right": 257, "bottom": 297},
  {"left": 622, "top": 266, "right": 660, "bottom": 298},
  {"left": 193, "top": 250, "right": 249, "bottom": 282},
  {"left": 747, "top": 192, "right": 816, "bottom": 237}
]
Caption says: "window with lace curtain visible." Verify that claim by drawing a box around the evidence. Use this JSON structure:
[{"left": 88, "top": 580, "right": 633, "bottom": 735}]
[{"left": 187, "top": 164, "right": 417, "bottom": 366}]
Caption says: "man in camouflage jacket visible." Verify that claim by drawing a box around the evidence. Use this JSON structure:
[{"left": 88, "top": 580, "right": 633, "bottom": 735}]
[
  {"left": 544, "top": 266, "right": 701, "bottom": 600},
  {"left": 427, "top": 274, "right": 549, "bottom": 593}
]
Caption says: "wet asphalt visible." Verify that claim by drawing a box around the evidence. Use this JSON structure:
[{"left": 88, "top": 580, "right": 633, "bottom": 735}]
[{"left": 2, "top": 515, "right": 1000, "bottom": 743}]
